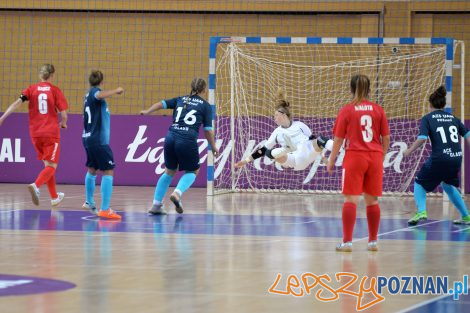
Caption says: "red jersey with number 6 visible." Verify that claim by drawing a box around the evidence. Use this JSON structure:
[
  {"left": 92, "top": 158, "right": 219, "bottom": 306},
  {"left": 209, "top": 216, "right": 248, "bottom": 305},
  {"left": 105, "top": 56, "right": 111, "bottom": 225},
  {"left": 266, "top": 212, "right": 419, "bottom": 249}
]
[
  {"left": 22, "top": 81, "right": 68, "bottom": 138},
  {"left": 333, "top": 100, "right": 390, "bottom": 152}
]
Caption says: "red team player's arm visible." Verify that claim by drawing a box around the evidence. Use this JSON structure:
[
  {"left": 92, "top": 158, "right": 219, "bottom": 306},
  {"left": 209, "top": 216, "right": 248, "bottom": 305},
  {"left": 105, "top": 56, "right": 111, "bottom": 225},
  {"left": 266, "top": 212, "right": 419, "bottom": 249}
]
[
  {"left": 0, "top": 98, "right": 23, "bottom": 126},
  {"left": 55, "top": 86, "right": 69, "bottom": 129},
  {"left": 327, "top": 107, "right": 348, "bottom": 174},
  {"left": 0, "top": 86, "right": 32, "bottom": 126},
  {"left": 380, "top": 107, "right": 391, "bottom": 158}
]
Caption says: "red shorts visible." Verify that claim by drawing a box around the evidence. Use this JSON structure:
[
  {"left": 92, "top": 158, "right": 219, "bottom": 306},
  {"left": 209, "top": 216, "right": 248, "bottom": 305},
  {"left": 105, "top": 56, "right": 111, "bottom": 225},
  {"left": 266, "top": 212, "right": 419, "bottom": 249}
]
[
  {"left": 342, "top": 150, "right": 383, "bottom": 196},
  {"left": 32, "top": 137, "right": 61, "bottom": 163}
]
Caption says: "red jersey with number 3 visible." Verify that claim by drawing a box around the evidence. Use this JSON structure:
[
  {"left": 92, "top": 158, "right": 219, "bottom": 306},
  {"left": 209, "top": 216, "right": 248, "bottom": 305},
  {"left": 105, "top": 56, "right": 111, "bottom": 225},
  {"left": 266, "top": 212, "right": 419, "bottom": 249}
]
[
  {"left": 22, "top": 81, "right": 68, "bottom": 138},
  {"left": 333, "top": 100, "right": 390, "bottom": 152}
]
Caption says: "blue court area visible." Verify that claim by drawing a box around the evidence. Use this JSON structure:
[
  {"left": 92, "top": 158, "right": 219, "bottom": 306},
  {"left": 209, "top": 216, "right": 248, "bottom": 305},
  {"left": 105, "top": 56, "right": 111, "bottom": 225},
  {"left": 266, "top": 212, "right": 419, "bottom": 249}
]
[
  {"left": 404, "top": 292, "right": 470, "bottom": 313},
  {"left": 1, "top": 209, "right": 470, "bottom": 242}
]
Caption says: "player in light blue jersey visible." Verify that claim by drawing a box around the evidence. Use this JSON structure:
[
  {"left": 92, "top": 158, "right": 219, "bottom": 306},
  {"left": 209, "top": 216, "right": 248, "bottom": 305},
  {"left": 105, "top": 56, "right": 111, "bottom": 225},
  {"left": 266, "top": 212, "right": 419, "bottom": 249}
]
[
  {"left": 140, "top": 78, "right": 219, "bottom": 214},
  {"left": 404, "top": 86, "right": 470, "bottom": 226},
  {"left": 82, "top": 70, "right": 124, "bottom": 219}
]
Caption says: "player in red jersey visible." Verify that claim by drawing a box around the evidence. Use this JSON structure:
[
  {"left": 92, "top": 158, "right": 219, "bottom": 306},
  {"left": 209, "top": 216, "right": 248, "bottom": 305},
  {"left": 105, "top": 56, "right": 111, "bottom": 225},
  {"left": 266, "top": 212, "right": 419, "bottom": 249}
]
[
  {"left": 327, "top": 74, "right": 390, "bottom": 252},
  {"left": 0, "top": 64, "right": 68, "bottom": 206}
]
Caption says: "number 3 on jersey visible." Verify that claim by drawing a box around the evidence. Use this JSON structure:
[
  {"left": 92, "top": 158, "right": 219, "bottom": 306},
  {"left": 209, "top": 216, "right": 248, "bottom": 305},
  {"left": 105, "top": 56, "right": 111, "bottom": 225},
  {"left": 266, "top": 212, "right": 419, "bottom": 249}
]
[
  {"left": 175, "top": 107, "right": 197, "bottom": 125},
  {"left": 360, "top": 115, "right": 373, "bottom": 142}
]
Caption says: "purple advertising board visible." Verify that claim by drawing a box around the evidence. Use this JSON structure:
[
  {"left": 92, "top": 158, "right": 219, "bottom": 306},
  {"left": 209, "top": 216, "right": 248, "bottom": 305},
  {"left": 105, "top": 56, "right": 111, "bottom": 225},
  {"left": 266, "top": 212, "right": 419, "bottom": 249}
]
[
  {"left": 0, "top": 113, "right": 209, "bottom": 186},
  {"left": 1, "top": 113, "right": 470, "bottom": 193}
]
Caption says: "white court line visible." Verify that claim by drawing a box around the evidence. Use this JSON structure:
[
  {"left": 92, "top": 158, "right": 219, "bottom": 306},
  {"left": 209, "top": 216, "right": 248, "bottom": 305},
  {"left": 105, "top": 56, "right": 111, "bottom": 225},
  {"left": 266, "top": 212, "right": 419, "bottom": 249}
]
[
  {"left": 80, "top": 215, "right": 317, "bottom": 226},
  {"left": 452, "top": 226, "right": 470, "bottom": 233},
  {"left": 396, "top": 286, "right": 470, "bottom": 313},
  {"left": 0, "top": 190, "right": 130, "bottom": 206},
  {"left": 352, "top": 220, "right": 445, "bottom": 243},
  {"left": 0, "top": 209, "right": 22, "bottom": 213}
]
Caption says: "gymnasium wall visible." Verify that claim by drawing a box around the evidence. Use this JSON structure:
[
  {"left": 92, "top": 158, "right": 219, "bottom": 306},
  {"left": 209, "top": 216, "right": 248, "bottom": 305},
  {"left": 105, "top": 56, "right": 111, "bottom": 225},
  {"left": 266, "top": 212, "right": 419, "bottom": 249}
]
[
  {"left": 0, "top": 1, "right": 468, "bottom": 117},
  {"left": 1, "top": 1, "right": 470, "bottom": 191}
]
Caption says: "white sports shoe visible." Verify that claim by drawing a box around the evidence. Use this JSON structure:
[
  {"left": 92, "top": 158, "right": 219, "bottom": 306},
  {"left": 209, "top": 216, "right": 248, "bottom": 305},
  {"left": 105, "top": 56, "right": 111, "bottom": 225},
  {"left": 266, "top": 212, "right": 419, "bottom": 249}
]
[
  {"left": 367, "top": 241, "right": 378, "bottom": 252},
  {"left": 27, "top": 183, "right": 40, "bottom": 206},
  {"left": 336, "top": 241, "right": 353, "bottom": 252},
  {"left": 82, "top": 201, "right": 97, "bottom": 215},
  {"left": 51, "top": 192, "right": 65, "bottom": 207},
  {"left": 282, "top": 134, "right": 297, "bottom": 152},
  {"left": 148, "top": 203, "right": 167, "bottom": 215}
]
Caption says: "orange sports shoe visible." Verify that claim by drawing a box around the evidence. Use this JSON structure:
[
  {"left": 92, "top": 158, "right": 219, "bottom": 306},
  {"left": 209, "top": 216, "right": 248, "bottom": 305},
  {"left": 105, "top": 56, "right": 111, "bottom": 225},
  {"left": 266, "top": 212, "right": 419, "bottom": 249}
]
[{"left": 97, "top": 208, "right": 122, "bottom": 220}]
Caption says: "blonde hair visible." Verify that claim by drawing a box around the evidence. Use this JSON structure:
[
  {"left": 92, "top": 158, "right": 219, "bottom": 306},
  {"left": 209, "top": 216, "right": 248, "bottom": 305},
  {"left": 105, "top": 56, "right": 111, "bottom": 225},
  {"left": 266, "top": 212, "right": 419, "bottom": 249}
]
[
  {"left": 350, "top": 74, "right": 370, "bottom": 105},
  {"left": 275, "top": 89, "right": 292, "bottom": 120},
  {"left": 39, "top": 64, "right": 55, "bottom": 80}
]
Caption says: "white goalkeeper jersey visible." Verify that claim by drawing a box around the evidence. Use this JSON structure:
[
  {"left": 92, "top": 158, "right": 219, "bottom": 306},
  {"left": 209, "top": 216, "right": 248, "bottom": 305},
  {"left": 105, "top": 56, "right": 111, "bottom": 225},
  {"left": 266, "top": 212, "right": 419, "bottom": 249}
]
[{"left": 265, "top": 120, "right": 312, "bottom": 150}]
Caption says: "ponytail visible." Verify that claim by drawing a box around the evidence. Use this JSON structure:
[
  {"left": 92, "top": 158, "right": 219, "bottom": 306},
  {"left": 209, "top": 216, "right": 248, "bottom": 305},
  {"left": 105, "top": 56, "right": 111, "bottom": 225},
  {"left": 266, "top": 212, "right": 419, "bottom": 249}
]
[
  {"left": 350, "top": 74, "right": 370, "bottom": 105},
  {"left": 39, "top": 64, "right": 55, "bottom": 81},
  {"left": 189, "top": 77, "right": 207, "bottom": 97},
  {"left": 275, "top": 88, "right": 292, "bottom": 120}
]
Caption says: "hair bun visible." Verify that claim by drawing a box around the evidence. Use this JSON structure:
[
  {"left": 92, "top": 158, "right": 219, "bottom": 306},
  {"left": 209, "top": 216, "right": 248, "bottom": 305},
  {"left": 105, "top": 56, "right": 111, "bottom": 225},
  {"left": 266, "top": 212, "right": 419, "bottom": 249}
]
[
  {"left": 276, "top": 88, "right": 289, "bottom": 107},
  {"left": 429, "top": 85, "right": 447, "bottom": 109},
  {"left": 435, "top": 85, "right": 446, "bottom": 97}
]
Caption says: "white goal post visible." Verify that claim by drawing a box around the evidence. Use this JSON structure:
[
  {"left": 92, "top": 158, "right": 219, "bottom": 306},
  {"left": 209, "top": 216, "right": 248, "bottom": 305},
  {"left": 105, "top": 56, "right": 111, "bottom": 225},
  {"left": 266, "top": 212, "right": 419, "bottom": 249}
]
[{"left": 207, "top": 37, "right": 464, "bottom": 196}]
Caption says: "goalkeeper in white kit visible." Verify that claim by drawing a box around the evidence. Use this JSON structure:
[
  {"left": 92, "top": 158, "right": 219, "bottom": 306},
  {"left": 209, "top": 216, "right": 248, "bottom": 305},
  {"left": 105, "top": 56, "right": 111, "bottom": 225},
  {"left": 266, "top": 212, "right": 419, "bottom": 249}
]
[{"left": 235, "top": 89, "right": 333, "bottom": 170}]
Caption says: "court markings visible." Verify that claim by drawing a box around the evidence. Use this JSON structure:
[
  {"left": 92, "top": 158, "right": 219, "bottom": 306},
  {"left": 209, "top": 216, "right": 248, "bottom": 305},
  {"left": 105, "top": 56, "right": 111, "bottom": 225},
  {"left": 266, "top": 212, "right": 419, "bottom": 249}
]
[
  {"left": 353, "top": 220, "right": 446, "bottom": 243},
  {"left": 397, "top": 286, "right": 470, "bottom": 313}
]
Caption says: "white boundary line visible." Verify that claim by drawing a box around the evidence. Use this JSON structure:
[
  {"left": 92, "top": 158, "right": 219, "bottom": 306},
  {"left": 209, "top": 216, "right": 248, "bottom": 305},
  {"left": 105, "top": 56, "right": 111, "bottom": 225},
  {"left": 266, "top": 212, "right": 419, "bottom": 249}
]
[
  {"left": 452, "top": 226, "right": 470, "bottom": 233},
  {"left": 352, "top": 220, "right": 445, "bottom": 243}
]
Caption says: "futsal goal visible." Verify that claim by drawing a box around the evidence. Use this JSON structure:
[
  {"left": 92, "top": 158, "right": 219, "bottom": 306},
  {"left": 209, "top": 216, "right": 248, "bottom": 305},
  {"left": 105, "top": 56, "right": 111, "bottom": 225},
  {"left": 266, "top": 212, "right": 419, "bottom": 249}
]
[{"left": 207, "top": 37, "right": 464, "bottom": 195}]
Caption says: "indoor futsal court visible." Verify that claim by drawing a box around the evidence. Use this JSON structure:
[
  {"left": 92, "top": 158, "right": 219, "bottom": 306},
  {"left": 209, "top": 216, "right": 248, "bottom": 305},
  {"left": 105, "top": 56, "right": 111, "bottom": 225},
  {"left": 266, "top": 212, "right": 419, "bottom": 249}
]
[
  {"left": 0, "top": 183, "right": 469, "bottom": 313},
  {"left": 1, "top": 1, "right": 470, "bottom": 313}
]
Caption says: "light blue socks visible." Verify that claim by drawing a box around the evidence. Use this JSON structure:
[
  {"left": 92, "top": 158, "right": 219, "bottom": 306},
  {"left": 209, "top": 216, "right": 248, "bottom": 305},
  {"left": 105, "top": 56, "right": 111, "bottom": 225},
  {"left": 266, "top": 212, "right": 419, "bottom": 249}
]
[
  {"left": 442, "top": 183, "right": 469, "bottom": 218},
  {"left": 101, "top": 175, "right": 113, "bottom": 211},
  {"left": 85, "top": 172, "right": 97, "bottom": 205},
  {"left": 154, "top": 172, "right": 174, "bottom": 204},
  {"left": 414, "top": 182, "right": 427, "bottom": 213},
  {"left": 175, "top": 172, "right": 197, "bottom": 196}
]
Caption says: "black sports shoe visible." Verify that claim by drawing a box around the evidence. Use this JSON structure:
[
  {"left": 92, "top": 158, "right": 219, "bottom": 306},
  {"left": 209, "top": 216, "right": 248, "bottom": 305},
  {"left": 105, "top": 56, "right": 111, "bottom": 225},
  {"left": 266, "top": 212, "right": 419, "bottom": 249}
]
[{"left": 316, "top": 136, "right": 329, "bottom": 149}]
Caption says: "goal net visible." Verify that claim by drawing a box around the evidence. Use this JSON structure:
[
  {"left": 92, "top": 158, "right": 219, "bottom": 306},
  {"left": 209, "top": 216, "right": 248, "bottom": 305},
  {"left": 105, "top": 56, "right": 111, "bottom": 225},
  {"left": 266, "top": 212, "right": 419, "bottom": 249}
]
[{"left": 208, "top": 37, "right": 454, "bottom": 195}]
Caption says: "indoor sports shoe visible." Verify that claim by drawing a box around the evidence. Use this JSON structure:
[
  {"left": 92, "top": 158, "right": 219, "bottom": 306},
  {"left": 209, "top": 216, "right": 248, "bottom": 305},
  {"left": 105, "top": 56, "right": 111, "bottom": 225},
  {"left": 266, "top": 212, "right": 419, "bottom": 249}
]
[
  {"left": 453, "top": 215, "right": 470, "bottom": 225},
  {"left": 316, "top": 136, "right": 329, "bottom": 150},
  {"left": 97, "top": 208, "right": 122, "bottom": 220},
  {"left": 51, "top": 192, "right": 65, "bottom": 207},
  {"left": 82, "top": 201, "right": 97, "bottom": 215},
  {"left": 367, "top": 241, "right": 378, "bottom": 252},
  {"left": 27, "top": 183, "right": 40, "bottom": 206},
  {"left": 408, "top": 211, "right": 427, "bottom": 226},
  {"left": 148, "top": 203, "right": 167, "bottom": 215},
  {"left": 170, "top": 193, "right": 184, "bottom": 214},
  {"left": 336, "top": 242, "right": 352, "bottom": 252},
  {"left": 282, "top": 134, "right": 297, "bottom": 152}
]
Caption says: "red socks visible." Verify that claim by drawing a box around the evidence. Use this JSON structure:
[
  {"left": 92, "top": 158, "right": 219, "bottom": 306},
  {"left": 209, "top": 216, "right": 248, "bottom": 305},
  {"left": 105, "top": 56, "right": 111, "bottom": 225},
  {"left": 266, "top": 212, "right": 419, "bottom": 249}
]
[
  {"left": 342, "top": 202, "right": 357, "bottom": 243},
  {"left": 35, "top": 166, "right": 56, "bottom": 188},
  {"left": 46, "top": 174, "right": 58, "bottom": 199},
  {"left": 366, "top": 204, "right": 381, "bottom": 242}
]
